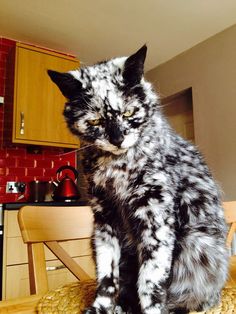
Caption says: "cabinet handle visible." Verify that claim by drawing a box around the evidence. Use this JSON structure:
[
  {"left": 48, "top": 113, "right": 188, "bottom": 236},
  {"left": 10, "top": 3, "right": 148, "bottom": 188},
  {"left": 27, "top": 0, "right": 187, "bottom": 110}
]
[
  {"left": 46, "top": 265, "right": 66, "bottom": 271},
  {"left": 20, "top": 112, "right": 24, "bottom": 135}
]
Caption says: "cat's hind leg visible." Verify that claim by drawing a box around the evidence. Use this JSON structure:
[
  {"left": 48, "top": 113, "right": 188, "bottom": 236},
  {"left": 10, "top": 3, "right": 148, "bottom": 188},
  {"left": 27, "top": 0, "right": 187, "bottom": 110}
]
[{"left": 167, "top": 226, "right": 228, "bottom": 313}]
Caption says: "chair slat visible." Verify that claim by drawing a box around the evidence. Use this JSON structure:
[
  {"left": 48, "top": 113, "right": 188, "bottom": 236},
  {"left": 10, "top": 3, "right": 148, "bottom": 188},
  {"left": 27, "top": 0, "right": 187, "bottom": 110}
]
[
  {"left": 28, "top": 243, "right": 49, "bottom": 295},
  {"left": 45, "top": 241, "right": 91, "bottom": 281}
]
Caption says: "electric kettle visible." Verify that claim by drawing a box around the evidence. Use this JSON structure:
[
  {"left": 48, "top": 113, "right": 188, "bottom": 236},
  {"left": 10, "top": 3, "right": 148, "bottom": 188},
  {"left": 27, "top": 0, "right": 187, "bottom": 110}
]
[{"left": 52, "top": 165, "right": 80, "bottom": 201}]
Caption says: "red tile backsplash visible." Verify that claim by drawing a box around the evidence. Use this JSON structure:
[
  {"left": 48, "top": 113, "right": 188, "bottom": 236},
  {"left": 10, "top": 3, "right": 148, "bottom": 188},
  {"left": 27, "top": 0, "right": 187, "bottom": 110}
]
[
  {"left": 36, "top": 159, "right": 53, "bottom": 169},
  {"left": 0, "top": 37, "right": 77, "bottom": 202},
  {"left": 16, "top": 158, "right": 35, "bottom": 168}
]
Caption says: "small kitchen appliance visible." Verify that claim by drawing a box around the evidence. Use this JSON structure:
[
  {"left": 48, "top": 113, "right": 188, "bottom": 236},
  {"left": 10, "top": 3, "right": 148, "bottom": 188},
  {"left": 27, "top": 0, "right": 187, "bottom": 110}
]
[
  {"left": 28, "top": 181, "right": 49, "bottom": 202},
  {"left": 52, "top": 165, "right": 80, "bottom": 201}
]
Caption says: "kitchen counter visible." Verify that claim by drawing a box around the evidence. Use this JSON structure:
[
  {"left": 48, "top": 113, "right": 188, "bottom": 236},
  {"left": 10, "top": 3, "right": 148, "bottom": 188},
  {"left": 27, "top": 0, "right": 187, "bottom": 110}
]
[{"left": 3, "top": 200, "right": 88, "bottom": 210}]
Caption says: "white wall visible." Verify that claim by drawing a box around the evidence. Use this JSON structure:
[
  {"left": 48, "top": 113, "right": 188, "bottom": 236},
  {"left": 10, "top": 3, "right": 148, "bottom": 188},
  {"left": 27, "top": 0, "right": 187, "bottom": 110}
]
[{"left": 146, "top": 25, "right": 236, "bottom": 200}]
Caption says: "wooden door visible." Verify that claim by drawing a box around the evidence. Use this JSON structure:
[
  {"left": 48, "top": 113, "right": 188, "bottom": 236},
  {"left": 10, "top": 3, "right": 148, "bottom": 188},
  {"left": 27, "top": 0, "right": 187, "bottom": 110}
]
[
  {"left": 13, "top": 43, "right": 80, "bottom": 148},
  {"left": 162, "top": 89, "right": 195, "bottom": 142}
]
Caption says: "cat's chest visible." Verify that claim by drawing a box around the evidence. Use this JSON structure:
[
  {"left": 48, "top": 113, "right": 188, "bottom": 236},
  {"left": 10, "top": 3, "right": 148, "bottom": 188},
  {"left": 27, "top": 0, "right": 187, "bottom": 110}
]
[{"left": 92, "top": 156, "right": 132, "bottom": 199}]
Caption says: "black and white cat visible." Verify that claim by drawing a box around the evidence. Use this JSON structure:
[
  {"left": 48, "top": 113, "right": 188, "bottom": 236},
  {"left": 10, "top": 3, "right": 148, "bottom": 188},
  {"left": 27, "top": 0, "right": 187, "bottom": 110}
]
[{"left": 48, "top": 46, "right": 229, "bottom": 314}]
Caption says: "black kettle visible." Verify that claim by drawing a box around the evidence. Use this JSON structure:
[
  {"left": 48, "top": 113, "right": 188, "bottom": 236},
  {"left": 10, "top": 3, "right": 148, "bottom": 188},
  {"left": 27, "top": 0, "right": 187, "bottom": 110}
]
[{"left": 52, "top": 165, "right": 80, "bottom": 201}]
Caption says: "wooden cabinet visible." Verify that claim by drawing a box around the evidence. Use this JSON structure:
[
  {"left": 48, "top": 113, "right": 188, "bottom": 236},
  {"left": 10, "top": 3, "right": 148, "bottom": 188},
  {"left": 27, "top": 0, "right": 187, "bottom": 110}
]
[
  {"left": 12, "top": 43, "right": 80, "bottom": 148},
  {"left": 2, "top": 209, "right": 95, "bottom": 300}
]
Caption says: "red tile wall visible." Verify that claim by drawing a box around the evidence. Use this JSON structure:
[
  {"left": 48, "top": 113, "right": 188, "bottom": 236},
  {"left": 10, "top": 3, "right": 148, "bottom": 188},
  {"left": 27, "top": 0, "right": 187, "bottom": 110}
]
[{"left": 0, "top": 38, "right": 76, "bottom": 203}]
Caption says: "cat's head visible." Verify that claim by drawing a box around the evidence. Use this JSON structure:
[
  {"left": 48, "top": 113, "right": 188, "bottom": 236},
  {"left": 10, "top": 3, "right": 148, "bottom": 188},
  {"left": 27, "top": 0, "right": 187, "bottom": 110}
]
[{"left": 48, "top": 45, "right": 158, "bottom": 155}]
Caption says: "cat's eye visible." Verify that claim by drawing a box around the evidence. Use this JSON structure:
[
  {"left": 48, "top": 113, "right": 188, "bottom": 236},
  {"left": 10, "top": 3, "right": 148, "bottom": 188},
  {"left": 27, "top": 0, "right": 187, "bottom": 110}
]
[
  {"left": 88, "top": 119, "right": 101, "bottom": 126},
  {"left": 123, "top": 109, "right": 134, "bottom": 118}
]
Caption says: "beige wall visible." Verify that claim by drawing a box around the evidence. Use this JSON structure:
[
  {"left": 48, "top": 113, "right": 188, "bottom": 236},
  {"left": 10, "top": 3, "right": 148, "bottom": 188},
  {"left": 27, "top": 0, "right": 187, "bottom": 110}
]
[{"left": 146, "top": 24, "right": 236, "bottom": 201}]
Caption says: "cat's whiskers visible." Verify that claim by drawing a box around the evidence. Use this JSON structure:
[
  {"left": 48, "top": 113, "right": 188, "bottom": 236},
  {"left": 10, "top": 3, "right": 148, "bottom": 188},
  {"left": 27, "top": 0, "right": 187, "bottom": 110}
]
[{"left": 57, "top": 143, "right": 96, "bottom": 156}]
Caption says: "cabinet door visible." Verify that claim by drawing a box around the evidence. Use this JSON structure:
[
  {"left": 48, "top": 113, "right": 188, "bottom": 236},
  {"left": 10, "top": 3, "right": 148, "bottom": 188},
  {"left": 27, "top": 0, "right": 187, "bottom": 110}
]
[
  {"left": 13, "top": 43, "right": 80, "bottom": 148},
  {"left": 6, "top": 236, "right": 92, "bottom": 265},
  {"left": 4, "top": 264, "right": 30, "bottom": 300},
  {"left": 4, "top": 256, "right": 95, "bottom": 300}
]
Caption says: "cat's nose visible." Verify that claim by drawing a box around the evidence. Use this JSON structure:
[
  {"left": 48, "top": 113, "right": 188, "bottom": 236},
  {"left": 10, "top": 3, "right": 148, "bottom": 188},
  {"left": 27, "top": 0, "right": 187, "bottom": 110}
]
[
  {"left": 108, "top": 125, "right": 124, "bottom": 148},
  {"left": 110, "top": 134, "right": 124, "bottom": 148}
]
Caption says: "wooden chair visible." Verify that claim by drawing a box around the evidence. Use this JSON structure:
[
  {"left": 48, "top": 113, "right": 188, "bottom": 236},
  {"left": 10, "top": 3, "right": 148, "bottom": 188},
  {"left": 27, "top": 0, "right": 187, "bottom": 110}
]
[
  {"left": 0, "top": 205, "right": 96, "bottom": 313},
  {"left": 223, "top": 201, "right": 236, "bottom": 287},
  {"left": 18, "top": 205, "right": 94, "bottom": 295},
  {"left": 0, "top": 202, "right": 235, "bottom": 313}
]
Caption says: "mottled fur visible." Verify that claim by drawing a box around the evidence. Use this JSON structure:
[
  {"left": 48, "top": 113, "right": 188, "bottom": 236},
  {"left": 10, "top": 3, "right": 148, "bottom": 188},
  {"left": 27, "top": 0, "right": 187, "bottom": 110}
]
[{"left": 48, "top": 46, "right": 229, "bottom": 314}]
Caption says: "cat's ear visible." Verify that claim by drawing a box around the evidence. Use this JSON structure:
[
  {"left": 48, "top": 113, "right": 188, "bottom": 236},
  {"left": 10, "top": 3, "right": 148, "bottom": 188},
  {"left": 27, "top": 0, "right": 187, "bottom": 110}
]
[
  {"left": 47, "top": 70, "right": 82, "bottom": 99},
  {"left": 123, "top": 45, "right": 147, "bottom": 86}
]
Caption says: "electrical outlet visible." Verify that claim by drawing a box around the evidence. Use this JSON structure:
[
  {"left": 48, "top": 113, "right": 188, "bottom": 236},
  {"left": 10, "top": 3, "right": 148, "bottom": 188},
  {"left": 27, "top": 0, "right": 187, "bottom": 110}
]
[
  {"left": 0, "top": 96, "right": 4, "bottom": 104},
  {"left": 6, "top": 182, "right": 20, "bottom": 193}
]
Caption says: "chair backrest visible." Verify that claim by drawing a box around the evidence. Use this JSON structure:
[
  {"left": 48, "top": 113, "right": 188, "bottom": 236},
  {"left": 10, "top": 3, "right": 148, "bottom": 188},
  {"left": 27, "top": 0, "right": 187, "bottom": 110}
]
[
  {"left": 223, "top": 201, "right": 236, "bottom": 248},
  {"left": 223, "top": 201, "right": 236, "bottom": 288},
  {"left": 18, "top": 205, "right": 94, "bottom": 295}
]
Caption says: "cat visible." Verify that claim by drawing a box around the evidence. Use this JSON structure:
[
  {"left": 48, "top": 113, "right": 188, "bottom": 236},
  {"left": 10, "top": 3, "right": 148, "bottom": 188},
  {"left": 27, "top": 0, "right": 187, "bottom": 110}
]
[{"left": 48, "top": 45, "right": 229, "bottom": 314}]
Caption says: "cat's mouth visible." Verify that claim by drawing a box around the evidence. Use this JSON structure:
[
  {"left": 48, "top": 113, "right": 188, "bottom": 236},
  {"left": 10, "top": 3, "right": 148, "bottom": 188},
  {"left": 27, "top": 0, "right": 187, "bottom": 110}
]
[
  {"left": 95, "top": 133, "right": 138, "bottom": 155},
  {"left": 110, "top": 148, "right": 128, "bottom": 155},
  {"left": 95, "top": 140, "right": 128, "bottom": 155}
]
